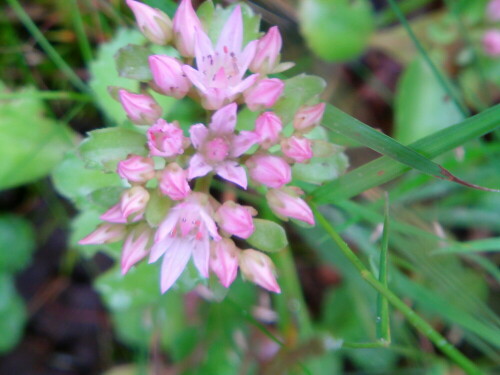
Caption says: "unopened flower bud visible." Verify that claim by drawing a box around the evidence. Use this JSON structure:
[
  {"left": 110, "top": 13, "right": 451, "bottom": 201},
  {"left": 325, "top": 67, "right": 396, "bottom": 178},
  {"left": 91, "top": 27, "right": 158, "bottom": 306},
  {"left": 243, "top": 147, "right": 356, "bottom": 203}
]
[
  {"left": 216, "top": 201, "right": 257, "bottom": 239},
  {"left": 246, "top": 155, "right": 291, "bottom": 188},
  {"left": 117, "top": 155, "right": 155, "bottom": 183},
  {"left": 483, "top": 30, "right": 500, "bottom": 57},
  {"left": 255, "top": 112, "right": 282, "bottom": 148},
  {"left": 126, "top": 0, "right": 173, "bottom": 45},
  {"left": 149, "top": 55, "right": 191, "bottom": 99},
  {"left": 121, "top": 224, "right": 153, "bottom": 275},
  {"left": 266, "top": 187, "right": 315, "bottom": 226},
  {"left": 239, "top": 249, "right": 281, "bottom": 293},
  {"left": 147, "top": 119, "right": 187, "bottom": 157},
  {"left": 293, "top": 103, "right": 325, "bottom": 132},
  {"left": 173, "top": 0, "right": 203, "bottom": 57},
  {"left": 118, "top": 89, "right": 162, "bottom": 125},
  {"left": 244, "top": 78, "right": 284, "bottom": 111},
  {"left": 210, "top": 238, "right": 240, "bottom": 288},
  {"left": 281, "top": 136, "right": 313, "bottom": 163},
  {"left": 79, "top": 223, "right": 126, "bottom": 245},
  {"left": 159, "top": 163, "right": 191, "bottom": 201},
  {"left": 121, "top": 186, "right": 150, "bottom": 219},
  {"left": 250, "top": 26, "right": 282, "bottom": 74}
]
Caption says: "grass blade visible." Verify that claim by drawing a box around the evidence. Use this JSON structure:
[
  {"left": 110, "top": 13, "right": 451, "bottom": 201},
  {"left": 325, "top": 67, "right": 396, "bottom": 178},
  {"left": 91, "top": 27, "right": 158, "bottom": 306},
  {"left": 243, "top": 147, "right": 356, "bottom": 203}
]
[
  {"left": 376, "top": 195, "right": 391, "bottom": 344},
  {"left": 310, "top": 104, "right": 500, "bottom": 204},
  {"left": 433, "top": 237, "right": 500, "bottom": 254}
]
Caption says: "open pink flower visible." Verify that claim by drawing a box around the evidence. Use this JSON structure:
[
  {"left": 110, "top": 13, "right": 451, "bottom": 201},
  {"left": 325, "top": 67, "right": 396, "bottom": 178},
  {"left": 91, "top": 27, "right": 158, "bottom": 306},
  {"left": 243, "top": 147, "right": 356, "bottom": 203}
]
[
  {"left": 187, "top": 103, "right": 258, "bottom": 189},
  {"left": 182, "top": 6, "right": 259, "bottom": 109},
  {"left": 149, "top": 193, "right": 221, "bottom": 293}
]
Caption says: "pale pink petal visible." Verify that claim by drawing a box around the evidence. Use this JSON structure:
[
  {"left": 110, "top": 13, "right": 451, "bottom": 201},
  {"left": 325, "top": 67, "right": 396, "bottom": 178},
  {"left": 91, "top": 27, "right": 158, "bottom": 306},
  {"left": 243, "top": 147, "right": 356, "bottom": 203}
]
[
  {"left": 201, "top": 87, "right": 226, "bottom": 110},
  {"left": 209, "top": 102, "right": 237, "bottom": 135},
  {"left": 237, "top": 40, "right": 258, "bottom": 76},
  {"left": 228, "top": 73, "right": 259, "bottom": 97},
  {"left": 188, "top": 153, "right": 213, "bottom": 180},
  {"left": 155, "top": 209, "right": 180, "bottom": 242},
  {"left": 215, "top": 161, "right": 247, "bottom": 189},
  {"left": 231, "top": 130, "right": 259, "bottom": 157},
  {"left": 192, "top": 236, "right": 210, "bottom": 277},
  {"left": 199, "top": 209, "right": 221, "bottom": 241},
  {"left": 189, "top": 123, "right": 209, "bottom": 149},
  {"left": 194, "top": 27, "right": 215, "bottom": 70},
  {"left": 160, "top": 239, "right": 192, "bottom": 293},
  {"left": 100, "top": 203, "right": 127, "bottom": 223},
  {"left": 183, "top": 65, "right": 209, "bottom": 94},
  {"left": 121, "top": 228, "right": 151, "bottom": 275},
  {"left": 215, "top": 5, "right": 243, "bottom": 54}
]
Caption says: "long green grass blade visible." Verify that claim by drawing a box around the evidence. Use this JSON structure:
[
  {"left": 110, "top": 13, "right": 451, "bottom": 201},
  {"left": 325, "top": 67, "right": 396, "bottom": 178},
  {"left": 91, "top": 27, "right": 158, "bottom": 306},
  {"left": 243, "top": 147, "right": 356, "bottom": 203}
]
[
  {"left": 433, "top": 237, "right": 500, "bottom": 254},
  {"left": 310, "top": 104, "right": 500, "bottom": 204},
  {"left": 70, "top": 0, "right": 94, "bottom": 63},
  {"left": 376, "top": 196, "right": 391, "bottom": 343},
  {"left": 7, "top": 0, "right": 90, "bottom": 93}
]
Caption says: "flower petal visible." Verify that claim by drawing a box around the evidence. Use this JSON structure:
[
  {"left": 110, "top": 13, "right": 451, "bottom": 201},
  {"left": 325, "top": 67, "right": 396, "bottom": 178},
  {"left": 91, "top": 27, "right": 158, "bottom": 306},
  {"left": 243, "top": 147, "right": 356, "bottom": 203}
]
[
  {"left": 189, "top": 123, "right": 209, "bottom": 149},
  {"left": 237, "top": 40, "right": 258, "bottom": 76},
  {"left": 215, "top": 161, "right": 247, "bottom": 189},
  {"left": 183, "top": 65, "right": 209, "bottom": 94},
  {"left": 209, "top": 102, "right": 237, "bottom": 135},
  {"left": 228, "top": 73, "right": 259, "bottom": 98},
  {"left": 194, "top": 27, "right": 215, "bottom": 70},
  {"left": 191, "top": 236, "right": 210, "bottom": 277},
  {"left": 188, "top": 153, "right": 213, "bottom": 180},
  {"left": 215, "top": 5, "right": 243, "bottom": 54},
  {"left": 231, "top": 130, "right": 259, "bottom": 157},
  {"left": 160, "top": 238, "right": 192, "bottom": 293}
]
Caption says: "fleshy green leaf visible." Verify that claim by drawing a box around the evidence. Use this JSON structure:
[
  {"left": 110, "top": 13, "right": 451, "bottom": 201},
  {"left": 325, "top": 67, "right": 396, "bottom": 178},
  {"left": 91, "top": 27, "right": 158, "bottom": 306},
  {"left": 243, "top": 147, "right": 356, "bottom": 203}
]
[
  {"left": 78, "top": 127, "right": 148, "bottom": 171},
  {"left": 115, "top": 44, "right": 153, "bottom": 81},
  {"left": 293, "top": 154, "right": 349, "bottom": 185},
  {"left": 145, "top": 190, "right": 172, "bottom": 228},
  {"left": 0, "top": 84, "right": 75, "bottom": 189},
  {"left": 52, "top": 151, "right": 124, "bottom": 210},
  {"left": 247, "top": 219, "right": 288, "bottom": 252},
  {"left": 0, "top": 274, "right": 27, "bottom": 353},
  {"left": 394, "top": 56, "right": 464, "bottom": 144},
  {"left": 0, "top": 215, "right": 35, "bottom": 273},
  {"left": 299, "top": 0, "right": 374, "bottom": 61},
  {"left": 273, "top": 74, "right": 326, "bottom": 124}
]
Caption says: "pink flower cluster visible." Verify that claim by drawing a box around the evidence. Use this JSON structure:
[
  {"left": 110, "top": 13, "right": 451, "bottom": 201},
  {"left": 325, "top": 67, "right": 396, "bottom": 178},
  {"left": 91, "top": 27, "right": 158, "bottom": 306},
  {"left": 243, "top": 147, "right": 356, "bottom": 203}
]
[
  {"left": 483, "top": 0, "right": 500, "bottom": 57},
  {"left": 80, "top": 0, "right": 329, "bottom": 294}
]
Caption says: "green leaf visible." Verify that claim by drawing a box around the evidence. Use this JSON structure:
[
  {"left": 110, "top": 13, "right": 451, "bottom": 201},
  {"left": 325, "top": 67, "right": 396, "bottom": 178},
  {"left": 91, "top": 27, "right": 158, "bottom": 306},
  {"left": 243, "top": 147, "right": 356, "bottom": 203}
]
[
  {"left": 52, "top": 151, "right": 124, "bottom": 210},
  {"left": 246, "top": 219, "right": 288, "bottom": 252},
  {"left": 0, "top": 274, "right": 27, "bottom": 353},
  {"left": 0, "top": 84, "right": 75, "bottom": 189},
  {"left": 78, "top": 127, "right": 148, "bottom": 171},
  {"left": 293, "top": 154, "right": 348, "bottom": 185},
  {"left": 433, "top": 237, "right": 500, "bottom": 254},
  {"left": 309, "top": 104, "right": 500, "bottom": 204},
  {"left": 0, "top": 215, "right": 35, "bottom": 273},
  {"left": 115, "top": 44, "right": 152, "bottom": 81},
  {"left": 299, "top": 0, "right": 374, "bottom": 61},
  {"left": 394, "top": 56, "right": 464, "bottom": 144},
  {"left": 273, "top": 74, "right": 326, "bottom": 124},
  {"left": 145, "top": 190, "right": 172, "bottom": 228}
]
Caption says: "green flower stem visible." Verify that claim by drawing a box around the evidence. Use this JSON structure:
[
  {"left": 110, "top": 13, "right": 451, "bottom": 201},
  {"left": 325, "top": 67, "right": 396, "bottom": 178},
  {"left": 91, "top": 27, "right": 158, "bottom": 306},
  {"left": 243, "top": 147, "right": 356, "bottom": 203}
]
[
  {"left": 386, "top": 0, "right": 469, "bottom": 117},
  {"left": 7, "top": 0, "right": 90, "bottom": 94},
  {"left": 311, "top": 203, "right": 483, "bottom": 375},
  {"left": 0, "top": 91, "right": 92, "bottom": 102}
]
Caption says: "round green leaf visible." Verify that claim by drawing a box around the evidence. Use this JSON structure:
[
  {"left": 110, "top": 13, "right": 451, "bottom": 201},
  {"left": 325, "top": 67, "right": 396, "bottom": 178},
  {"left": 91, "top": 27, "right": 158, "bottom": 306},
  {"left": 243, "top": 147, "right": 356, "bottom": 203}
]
[
  {"left": 299, "top": 0, "right": 374, "bottom": 61},
  {"left": 246, "top": 219, "right": 288, "bottom": 252},
  {"left": 115, "top": 44, "right": 153, "bottom": 81},
  {"left": 0, "top": 215, "right": 35, "bottom": 273}
]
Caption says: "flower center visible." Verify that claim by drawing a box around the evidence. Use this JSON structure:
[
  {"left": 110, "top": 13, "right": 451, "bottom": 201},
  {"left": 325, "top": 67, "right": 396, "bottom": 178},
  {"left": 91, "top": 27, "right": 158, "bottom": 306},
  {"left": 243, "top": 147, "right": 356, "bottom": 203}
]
[{"left": 205, "top": 137, "right": 230, "bottom": 162}]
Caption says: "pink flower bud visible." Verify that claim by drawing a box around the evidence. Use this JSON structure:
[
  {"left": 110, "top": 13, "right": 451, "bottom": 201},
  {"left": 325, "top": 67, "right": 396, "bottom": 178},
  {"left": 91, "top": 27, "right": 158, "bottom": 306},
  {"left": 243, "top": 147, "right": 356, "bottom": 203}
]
[
  {"left": 117, "top": 155, "right": 155, "bottom": 183},
  {"left": 255, "top": 112, "right": 282, "bottom": 148},
  {"left": 250, "top": 26, "right": 282, "bottom": 74},
  {"left": 118, "top": 89, "right": 162, "bottom": 125},
  {"left": 149, "top": 55, "right": 191, "bottom": 99},
  {"left": 266, "top": 187, "right": 315, "bottom": 226},
  {"left": 216, "top": 201, "right": 257, "bottom": 239},
  {"left": 120, "top": 186, "right": 150, "bottom": 219},
  {"left": 147, "top": 119, "right": 187, "bottom": 157},
  {"left": 246, "top": 155, "right": 291, "bottom": 188},
  {"left": 79, "top": 223, "right": 126, "bottom": 245},
  {"left": 210, "top": 238, "right": 240, "bottom": 288},
  {"left": 159, "top": 163, "right": 191, "bottom": 201},
  {"left": 281, "top": 136, "right": 313, "bottom": 163},
  {"left": 173, "top": 0, "right": 204, "bottom": 57},
  {"left": 121, "top": 224, "right": 153, "bottom": 275},
  {"left": 244, "top": 78, "right": 284, "bottom": 111},
  {"left": 239, "top": 249, "right": 281, "bottom": 293},
  {"left": 483, "top": 30, "right": 500, "bottom": 57},
  {"left": 100, "top": 203, "right": 127, "bottom": 223},
  {"left": 126, "top": 0, "right": 173, "bottom": 45},
  {"left": 487, "top": 0, "right": 500, "bottom": 22},
  {"left": 293, "top": 103, "right": 325, "bottom": 132}
]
